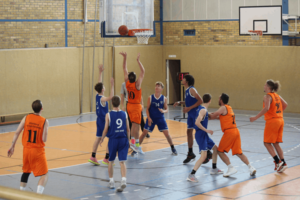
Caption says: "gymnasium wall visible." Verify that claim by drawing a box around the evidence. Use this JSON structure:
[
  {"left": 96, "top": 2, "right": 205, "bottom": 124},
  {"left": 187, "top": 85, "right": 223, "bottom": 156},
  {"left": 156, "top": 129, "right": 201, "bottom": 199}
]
[{"left": 163, "top": 46, "right": 300, "bottom": 113}]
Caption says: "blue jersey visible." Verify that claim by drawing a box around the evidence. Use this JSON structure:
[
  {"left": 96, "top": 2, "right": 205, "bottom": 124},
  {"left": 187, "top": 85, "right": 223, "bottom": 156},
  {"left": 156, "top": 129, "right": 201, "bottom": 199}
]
[
  {"left": 107, "top": 110, "right": 128, "bottom": 139},
  {"left": 149, "top": 94, "right": 165, "bottom": 119},
  {"left": 96, "top": 95, "right": 108, "bottom": 120},
  {"left": 185, "top": 86, "right": 199, "bottom": 116},
  {"left": 195, "top": 106, "right": 208, "bottom": 131}
]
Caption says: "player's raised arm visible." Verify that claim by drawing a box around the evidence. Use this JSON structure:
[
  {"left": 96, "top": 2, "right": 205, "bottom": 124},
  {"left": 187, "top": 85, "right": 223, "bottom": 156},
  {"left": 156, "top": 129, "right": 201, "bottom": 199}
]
[
  {"left": 183, "top": 88, "right": 203, "bottom": 113},
  {"left": 100, "top": 113, "right": 110, "bottom": 146},
  {"left": 250, "top": 95, "right": 271, "bottom": 122},
  {"left": 280, "top": 95, "right": 288, "bottom": 111},
  {"left": 7, "top": 116, "right": 26, "bottom": 157},
  {"left": 101, "top": 77, "right": 115, "bottom": 102},
  {"left": 195, "top": 109, "right": 213, "bottom": 135},
  {"left": 98, "top": 64, "right": 104, "bottom": 83},
  {"left": 120, "top": 52, "right": 129, "bottom": 83},
  {"left": 136, "top": 53, "right": 145, "bottom": 90},
  {"left": 42, "top": 120, "right": 49, "bottom": 142},
  {"left": 209, "top": 106, "right": 226, "bottom": 120}
]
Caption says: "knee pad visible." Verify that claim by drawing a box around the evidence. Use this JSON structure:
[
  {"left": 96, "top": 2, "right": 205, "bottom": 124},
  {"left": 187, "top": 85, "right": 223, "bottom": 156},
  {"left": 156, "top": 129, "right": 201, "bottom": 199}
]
[{"left": 21, "top": 173, "right": 30, "bottom": 183}]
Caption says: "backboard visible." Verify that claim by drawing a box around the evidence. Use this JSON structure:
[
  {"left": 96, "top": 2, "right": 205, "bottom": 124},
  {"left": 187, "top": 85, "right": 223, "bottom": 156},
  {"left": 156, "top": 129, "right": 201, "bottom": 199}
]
[
  {"left": 100, "top": 0, "right": 155, "bottom": 37},
  {"left": 239, "top": 6, "right": 282, "bottom": 35}
]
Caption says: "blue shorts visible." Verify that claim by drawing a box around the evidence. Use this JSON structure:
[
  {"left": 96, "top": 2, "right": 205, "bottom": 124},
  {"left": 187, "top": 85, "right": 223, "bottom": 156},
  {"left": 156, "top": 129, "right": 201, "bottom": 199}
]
[
  {"left": 187, "top": 114, "right": 197, "bottom": 129},
  {"left": 195, "top": 130, "right": 215, "bottom": 153},
  {"left": 108, "top": 138, "right": 129, "bottom": 162},
  {"left": 144, "top": 118, "right": 168, "bottom": 132},
  {"left": 96, "top": 118, "right": 105, "bottom": 137}
]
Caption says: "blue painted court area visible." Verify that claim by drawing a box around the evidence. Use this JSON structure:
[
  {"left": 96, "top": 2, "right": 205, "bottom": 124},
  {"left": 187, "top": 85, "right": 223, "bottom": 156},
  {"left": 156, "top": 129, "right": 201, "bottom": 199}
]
[{"left": 0, "top": 107, "right": 300, "bottom": 200}]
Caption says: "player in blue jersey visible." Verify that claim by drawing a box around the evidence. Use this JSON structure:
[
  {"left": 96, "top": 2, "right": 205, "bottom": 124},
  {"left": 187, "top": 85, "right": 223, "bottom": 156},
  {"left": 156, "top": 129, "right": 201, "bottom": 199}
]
[
  {"left": 88, "top": 64, "right": 114, "bottom": 166},
  {"left": 139, "top": 82, "right": 177, "bottom": 155},
  {"left": 100, "top": 96, "right": 130, "bottom": 192},
  {"left": 174, "top": 75, "right": 203, "bottom": 164},
  {"left": 187, "top": 94, "right": 223, "bottom": 183}
]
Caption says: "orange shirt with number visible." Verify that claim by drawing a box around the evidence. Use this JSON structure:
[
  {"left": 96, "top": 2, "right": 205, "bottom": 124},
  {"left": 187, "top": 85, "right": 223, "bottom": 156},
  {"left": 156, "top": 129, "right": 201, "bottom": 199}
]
[
  {"left": 126, "top": 80, "right": 142, "bottom": 104},
  {"left": 219, "top": 105, "right": 237, "bottom": 132},
  {"left": 264, "top": 93, "right": 283, "bottom": 121},
  {"left": 22, "top": 114, "right": 46, "bottom": 148}
]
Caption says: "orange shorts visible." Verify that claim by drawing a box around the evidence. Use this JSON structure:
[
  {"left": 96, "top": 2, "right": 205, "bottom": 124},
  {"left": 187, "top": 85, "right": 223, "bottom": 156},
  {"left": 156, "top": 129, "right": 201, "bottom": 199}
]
[
  {"left": 264, "top": 118, "right": 284, "bottom": 143},
  {"left": 218, "top": 128, "right": 242, "bottom": 155},
  {"left": 126, "top": 103, "right": 142, "bottom": 124},
  {"left": 23, "top": 147, "right": 48, "bottom": 177}
]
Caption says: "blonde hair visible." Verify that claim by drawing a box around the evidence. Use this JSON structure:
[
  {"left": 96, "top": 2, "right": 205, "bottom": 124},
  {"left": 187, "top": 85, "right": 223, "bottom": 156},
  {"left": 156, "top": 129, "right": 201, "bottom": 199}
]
[
  {"left": 266, "top": 79, "right": 281, "bottom": 92},
  {"left": 155, "top": 81, "right": 164, "bottom": 89}
]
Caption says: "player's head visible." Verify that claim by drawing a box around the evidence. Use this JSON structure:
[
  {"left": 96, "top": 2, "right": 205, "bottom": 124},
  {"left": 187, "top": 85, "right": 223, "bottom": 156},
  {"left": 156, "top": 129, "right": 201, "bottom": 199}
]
[
  {"left": 95, "top": 82, "right": 104, "bottom": 94},
  {"left": 112, "top": 96, "right": 121, "bottom": 108},
  {"left": 203, "top": 93, "right": 211, "bottom": 104},
  {"left": 183, "top": 75, "right": 194, "bottom": 86},
  {"left": 155, "top": 81, "right": 164, "bottom": 93},
  {"left": 32, "top": 100, "right": 43, "bottom": 113},
  {"left": 219, "top": 93, "right": 229, "bottom": 106},
  {"left": 265, "top": 79, "right": 280, "bottom": 93},
  {"left": 128, "top": 72, "right": 136, "bottom": 83}
]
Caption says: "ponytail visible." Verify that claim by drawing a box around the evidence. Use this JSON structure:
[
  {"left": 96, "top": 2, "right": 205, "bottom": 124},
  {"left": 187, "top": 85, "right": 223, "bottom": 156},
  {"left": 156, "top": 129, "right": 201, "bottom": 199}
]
[{"left": 266, "top": 79, "right": 281, "bottom": 92}]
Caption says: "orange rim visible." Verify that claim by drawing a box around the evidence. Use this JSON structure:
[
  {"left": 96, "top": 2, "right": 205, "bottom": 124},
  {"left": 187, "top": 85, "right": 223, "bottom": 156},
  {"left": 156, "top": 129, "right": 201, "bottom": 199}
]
[
  {"left": 128, "top": 29, "right": 153, "bottom": 36},
  {"left": 248, "top": 30, "right": 263, "bottom": 36}
]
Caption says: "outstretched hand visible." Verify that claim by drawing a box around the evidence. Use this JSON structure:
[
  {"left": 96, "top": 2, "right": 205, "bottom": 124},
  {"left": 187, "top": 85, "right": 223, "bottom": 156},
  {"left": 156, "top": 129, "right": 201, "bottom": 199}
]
[
  {"left": 120, "top": 52, "right": 127, "bottom": 57},
  {"left": 137, "top": 53, "right": 140, "bottom": 61},
  {"left": 98, "top": 64, "right": 104, "bottom": 72}
]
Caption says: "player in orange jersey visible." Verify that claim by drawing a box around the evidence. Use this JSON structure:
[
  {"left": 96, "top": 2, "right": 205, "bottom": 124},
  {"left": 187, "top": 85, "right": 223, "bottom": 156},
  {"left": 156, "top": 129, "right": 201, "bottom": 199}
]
[
  {"left": 7, "top": 100, "right": 49, "bottom": 194},
  {"left": 120, "top": 51, "right": 145, "bottom": 155},
  {"left": 250, "top": 80, "right": 288, "bottom": 173},
  {"left": 209, "top": 93, "right": 256, "bottom": 177}
]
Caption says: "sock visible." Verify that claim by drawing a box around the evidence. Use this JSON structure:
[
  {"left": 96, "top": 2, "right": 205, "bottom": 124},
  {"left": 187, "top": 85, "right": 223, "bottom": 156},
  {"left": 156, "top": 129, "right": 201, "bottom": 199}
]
[
  {"left": 109, "top": 178, "right": 114, "bottom": 182},
  {"left": 191, "top": 169, "right": 196, "bottom": 175},
  {"left": 136, "top": 139, "right": 140, "bottom": 147},
  {"left": 92, "top": 152, "right": 96, "bottom": 158},
  {"left": 37, "top": 185, "right": 44, "bottom": 194},
  {"left": 171, "top": 145, "right": 174, "bottom": 149},
  {"left": 131, "top": 137, "right": 135, "bottom": 144},
  {"left": 247, "top": 164, "right": 252, "bottom": 169},
  {"left": 122, "top": 177, "right": 126, "bottom": 181},
  {"left": 228, "top": 164, "right": 233, "bottom": 168},
  {"left": 189, "top": 148, "right": 193, "bottom": 153},
  {"left": 212, "top": 163, "right": 217, "bottom": 169},
  {"left": 273, "top": 155, "right": 280, "bottom": 164},
  {"left": 20, "top": 186, "right": 26, "bottom": 191},
  {"left": 281, "top": 159, "right": 285, "bottom": 164},
  {"left": 105, "top": 153, "right": 109, "bottom": 159}
]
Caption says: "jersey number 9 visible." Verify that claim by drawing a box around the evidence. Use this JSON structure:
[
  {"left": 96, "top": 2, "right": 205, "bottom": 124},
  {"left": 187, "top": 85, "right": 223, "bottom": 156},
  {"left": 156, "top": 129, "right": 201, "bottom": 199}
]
[{"left": 116, "top": 119, "right": 122, "bottom": 129}]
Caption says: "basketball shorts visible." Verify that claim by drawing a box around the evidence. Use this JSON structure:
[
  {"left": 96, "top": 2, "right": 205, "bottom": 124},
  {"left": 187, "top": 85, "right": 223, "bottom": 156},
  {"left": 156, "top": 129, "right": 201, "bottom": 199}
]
[
  {"left": 187, "top": 114, "right": 198, "bottom": 129},
  {"left": 23, "top": 147, "right": 48, "bottom": 177},
  {"left": 264, "top": 118, "right": 284, "bottom": 143},
  {"left": 108, "top": 138, "right": 129, "bottom": 162},
  {"left": 217, "top": 128, "right": 243, "bottom": 155},
  {"left": 96, "top": 118, "right": 105, "bottom": 137},
  {"left": 195, "top": 130, "right": 215, "bottom": 153},
  {"left": 126, "top": 103, "right": 142, "bottom": 125},
  {"left": 144, "top": 118, "right": 168, "bottom": 132}
]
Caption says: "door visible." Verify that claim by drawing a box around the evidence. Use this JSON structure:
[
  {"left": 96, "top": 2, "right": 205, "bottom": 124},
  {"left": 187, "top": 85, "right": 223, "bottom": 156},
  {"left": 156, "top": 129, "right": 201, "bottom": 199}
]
[{"left": 166, "top": 60, "right": 181, "bottom": 105}]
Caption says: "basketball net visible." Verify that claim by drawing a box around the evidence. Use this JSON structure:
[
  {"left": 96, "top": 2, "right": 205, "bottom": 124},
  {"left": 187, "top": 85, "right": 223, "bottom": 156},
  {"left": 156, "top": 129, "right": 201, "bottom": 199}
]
[
  {"left": 248, "top": 30, "right": 263, "bottom": 40},
  {"left": 134, "top": 30, "right": 153, "bottom": 44}
]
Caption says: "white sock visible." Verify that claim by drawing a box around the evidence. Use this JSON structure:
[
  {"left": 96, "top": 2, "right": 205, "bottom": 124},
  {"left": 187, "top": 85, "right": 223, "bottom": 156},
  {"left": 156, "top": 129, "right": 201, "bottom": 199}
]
[
  {"left": 109, "top": 178, "right": 114, "bottom": 182},
  {"left": 247, "top": 164, "right": 252, "bottom": 169},
  {"left": 20, "top": 186, "right": 26, "bottom": 191},
  {"left": 136, "top": 139, "right": 139, "bottom": 143},
  {"left": 122, "top": 177, "right": 126, "bottom": 182},
  {"left": 228, "top": 164, "right": 233, "bottom": 168},
  {"left": 37, "top": 185, "right": 44, "bottom": 194},
  {"left": 131, "top": 137, "right": 135, "bottom": 140}
]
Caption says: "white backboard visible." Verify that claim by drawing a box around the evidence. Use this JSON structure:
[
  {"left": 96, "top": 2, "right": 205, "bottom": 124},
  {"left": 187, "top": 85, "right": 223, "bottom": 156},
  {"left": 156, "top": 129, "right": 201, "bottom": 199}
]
[{"left": 239, "top": 6, "right": 282, "bottom": 35}]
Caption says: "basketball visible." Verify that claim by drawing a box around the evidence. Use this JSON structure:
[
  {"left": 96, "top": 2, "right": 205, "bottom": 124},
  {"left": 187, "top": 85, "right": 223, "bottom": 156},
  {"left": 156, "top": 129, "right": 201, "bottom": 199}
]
[{"left": 118, "top": 25, "right": 129, "bottom": 36}]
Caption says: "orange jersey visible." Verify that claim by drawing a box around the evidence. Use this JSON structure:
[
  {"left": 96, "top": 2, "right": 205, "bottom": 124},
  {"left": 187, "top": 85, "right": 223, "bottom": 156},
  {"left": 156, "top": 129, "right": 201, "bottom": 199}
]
[
  {"left": 219, "top": 105, "right": 237, "bottom": 132},
  {"left": 22, "top": 114, "right": 46, "bottom": 148},
  {"left": 126, "top": 80, "right": 142, "bottom": 104},
  {"left": 264, "top": 92, "right": 283, "bottom": 121}
]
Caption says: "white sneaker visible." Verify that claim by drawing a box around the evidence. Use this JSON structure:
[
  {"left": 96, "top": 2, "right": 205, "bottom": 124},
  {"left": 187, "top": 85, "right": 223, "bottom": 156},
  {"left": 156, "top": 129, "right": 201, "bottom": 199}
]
[
  {"left": 223, "top": 166, "right": 238, "bottom": 177},
  {"left": 108, "top": 180, "right": 115, "bottom": 189},
  {"left": 130, "top": 143, "right": 138, "bottom": 152},
  {"left": 116, "top": 179, "right": 127, "bottom": 192},
  {"left": 138, "top": 146, "right": 145, "bottom": 154},
  {"left": 277, "top": 163, "right": 288, "bottom": 173},
  {"left": 210, "top": 168, "right": 224, "bottom": 175},
  {"left": 249, "top": 166, "right": 256, "bottom": 176}
]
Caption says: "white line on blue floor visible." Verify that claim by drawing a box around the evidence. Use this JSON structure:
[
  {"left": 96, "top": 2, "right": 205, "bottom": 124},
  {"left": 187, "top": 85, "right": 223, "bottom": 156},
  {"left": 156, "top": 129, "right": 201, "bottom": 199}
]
[
  {"left": 108, "top": 194, "right": 115, "bottom": 196},
  {"left": 134, "top": 189, "right": 141, "bottom": 192},
  {"left": 139, "top": 158, "right": 167, "bottom": 164},
  {"left": 157, "top": 185, "right": 162, "bottom": 187},
  {"left": 94, "top": 196, "right": 102, "bottom": 198}
]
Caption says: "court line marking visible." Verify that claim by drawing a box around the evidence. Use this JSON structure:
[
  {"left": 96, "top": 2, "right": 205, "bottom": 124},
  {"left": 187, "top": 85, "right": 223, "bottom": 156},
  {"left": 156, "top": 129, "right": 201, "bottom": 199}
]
[{"left": 139, "top": 158, "right": 167, "bottom": 164}]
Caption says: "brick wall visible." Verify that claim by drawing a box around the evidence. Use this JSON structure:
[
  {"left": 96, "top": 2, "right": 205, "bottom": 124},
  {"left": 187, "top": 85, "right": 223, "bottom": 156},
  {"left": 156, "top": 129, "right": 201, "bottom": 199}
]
[{"left": 163, "top": 21, "right": 282, "bottom": 46}]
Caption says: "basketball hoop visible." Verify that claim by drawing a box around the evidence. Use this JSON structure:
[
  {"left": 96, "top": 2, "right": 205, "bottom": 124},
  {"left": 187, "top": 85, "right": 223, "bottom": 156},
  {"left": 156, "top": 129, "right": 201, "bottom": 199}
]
[
  {"left": 248, "top": 30, "right": 263, "bottom": 40},
  {"left": 129, "top": 29, "right": 153, "bottom": 44}
]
